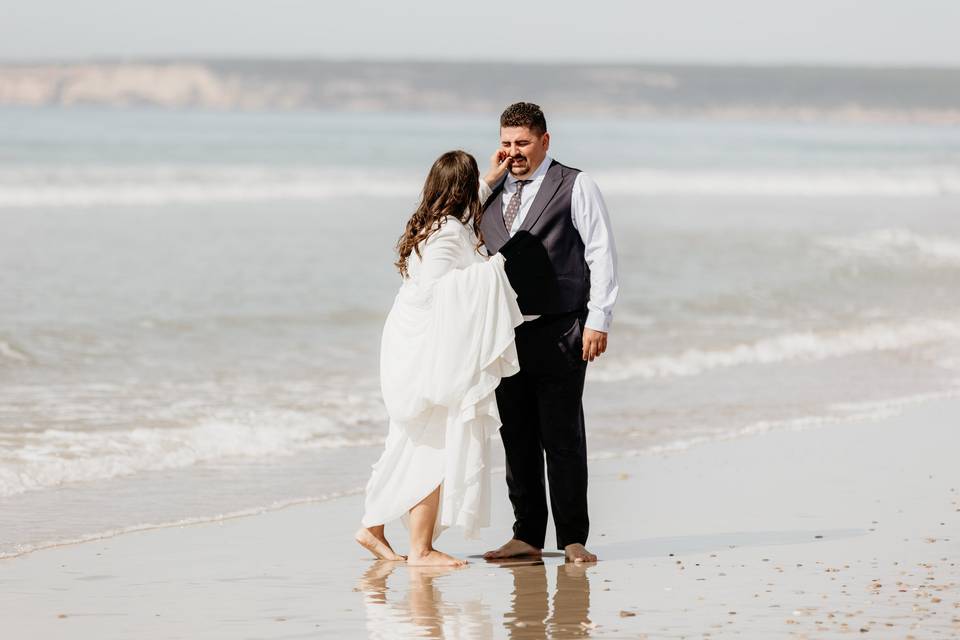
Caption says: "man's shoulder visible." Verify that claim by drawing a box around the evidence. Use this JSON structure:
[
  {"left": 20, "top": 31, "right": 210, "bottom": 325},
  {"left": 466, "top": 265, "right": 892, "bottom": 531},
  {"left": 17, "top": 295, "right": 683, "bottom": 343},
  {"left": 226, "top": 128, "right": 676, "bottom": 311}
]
[{"left": 549, "top": 159, "right": 582, "bottom": 177}]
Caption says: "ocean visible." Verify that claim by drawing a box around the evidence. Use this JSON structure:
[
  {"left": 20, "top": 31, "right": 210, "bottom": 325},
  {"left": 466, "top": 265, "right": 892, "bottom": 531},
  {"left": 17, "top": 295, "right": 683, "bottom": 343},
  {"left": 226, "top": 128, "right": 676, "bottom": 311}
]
[{"left": 1, "top": 106, "right": 959, "bottom": 558}]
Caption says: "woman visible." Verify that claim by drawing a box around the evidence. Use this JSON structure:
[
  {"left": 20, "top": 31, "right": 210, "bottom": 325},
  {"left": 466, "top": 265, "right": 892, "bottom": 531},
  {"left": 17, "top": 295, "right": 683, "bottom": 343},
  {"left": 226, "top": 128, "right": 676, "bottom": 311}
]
[{"left": 355, "top": 149, "right": 519, "bottom": 566}]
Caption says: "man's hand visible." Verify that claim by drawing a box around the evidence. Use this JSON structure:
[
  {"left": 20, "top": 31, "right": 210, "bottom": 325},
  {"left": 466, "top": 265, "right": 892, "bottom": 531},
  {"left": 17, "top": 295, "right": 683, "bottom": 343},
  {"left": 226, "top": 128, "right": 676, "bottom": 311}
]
[
  {"left": 582, "top": 328, "right": 608, "bottom": 362},
  {"left": 483, "top": 149, "right": 512, "bottom": 186}
]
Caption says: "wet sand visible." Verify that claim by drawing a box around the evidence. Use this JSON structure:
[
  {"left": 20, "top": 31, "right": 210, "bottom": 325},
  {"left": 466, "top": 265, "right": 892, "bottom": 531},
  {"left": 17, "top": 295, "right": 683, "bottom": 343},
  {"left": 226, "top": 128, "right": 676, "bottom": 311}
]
[{"left": 2, "top": 398, "right": 958, "bottom": 638}]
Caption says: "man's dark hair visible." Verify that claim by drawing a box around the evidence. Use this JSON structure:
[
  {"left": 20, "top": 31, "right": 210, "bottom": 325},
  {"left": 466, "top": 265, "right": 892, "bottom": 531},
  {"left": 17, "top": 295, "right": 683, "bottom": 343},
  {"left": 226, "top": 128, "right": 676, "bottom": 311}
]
[{"left": 500, "top": 102, "right": 547, "bottom": 135}]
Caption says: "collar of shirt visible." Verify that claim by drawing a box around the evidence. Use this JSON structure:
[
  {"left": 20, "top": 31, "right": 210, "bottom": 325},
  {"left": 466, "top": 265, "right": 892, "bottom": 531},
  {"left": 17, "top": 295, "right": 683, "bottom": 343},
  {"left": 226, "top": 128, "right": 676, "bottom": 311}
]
[{"left": 504, "top": 155, "right": 553, "bottom": 193}]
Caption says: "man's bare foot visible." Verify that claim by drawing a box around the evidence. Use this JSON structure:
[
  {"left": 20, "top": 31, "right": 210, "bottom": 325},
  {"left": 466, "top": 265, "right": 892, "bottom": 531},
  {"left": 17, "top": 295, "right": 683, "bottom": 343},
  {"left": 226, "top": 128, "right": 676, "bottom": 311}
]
[
  {"left": 564, "top": 543, "right": 597, "bottom": 563},
  {"left": 355, "top": 527, "right": 406, "bottom": 561},
  {"left": 483, "top": 538, "right": 543, "bottom": 559},
  {"left": 407, "top": 549, "right": 467, "bottom": 567}
]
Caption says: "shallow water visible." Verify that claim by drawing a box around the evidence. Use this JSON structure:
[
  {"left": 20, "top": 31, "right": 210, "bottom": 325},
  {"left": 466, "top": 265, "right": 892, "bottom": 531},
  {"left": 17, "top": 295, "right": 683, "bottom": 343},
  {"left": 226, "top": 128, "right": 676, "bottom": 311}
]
[{"left": 1, "top": 108, "right": 959, "bottom": 557}]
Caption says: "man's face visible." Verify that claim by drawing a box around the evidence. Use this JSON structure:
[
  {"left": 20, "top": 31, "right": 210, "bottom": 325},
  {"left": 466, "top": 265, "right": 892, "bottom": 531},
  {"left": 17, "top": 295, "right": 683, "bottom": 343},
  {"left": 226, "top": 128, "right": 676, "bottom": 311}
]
[{"left": 500, "top": 126, "right": 550, "bottom": 179}]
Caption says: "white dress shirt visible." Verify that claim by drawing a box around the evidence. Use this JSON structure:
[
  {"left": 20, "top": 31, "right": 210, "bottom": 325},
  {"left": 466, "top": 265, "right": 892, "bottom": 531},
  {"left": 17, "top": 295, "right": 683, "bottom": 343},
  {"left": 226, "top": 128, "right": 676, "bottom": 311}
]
[{"left": 480, "top": 155, "right": 619, "bottom": 333}]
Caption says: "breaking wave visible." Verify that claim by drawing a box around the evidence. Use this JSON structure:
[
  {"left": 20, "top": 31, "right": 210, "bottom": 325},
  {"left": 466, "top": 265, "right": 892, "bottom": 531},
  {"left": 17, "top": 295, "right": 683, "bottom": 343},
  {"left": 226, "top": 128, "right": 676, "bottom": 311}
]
[
  {"left": 0, "top": 415, "right": 384, "bottom": 498},
  {"left": 819, "top": 228, "right": 960, "bottom": 267},
  {"left": 3, "top": 164, "right": 960, "bottom": 208},
  {"left": 591, "top": 318, "right": 960, "bottom": 382}
]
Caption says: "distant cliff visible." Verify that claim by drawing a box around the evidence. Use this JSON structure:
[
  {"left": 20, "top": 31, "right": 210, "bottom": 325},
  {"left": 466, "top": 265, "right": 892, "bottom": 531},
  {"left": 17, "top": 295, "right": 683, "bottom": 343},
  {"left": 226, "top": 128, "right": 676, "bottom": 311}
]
[{"left": 2, "top": 59, "right": 958, "bottom": 123}]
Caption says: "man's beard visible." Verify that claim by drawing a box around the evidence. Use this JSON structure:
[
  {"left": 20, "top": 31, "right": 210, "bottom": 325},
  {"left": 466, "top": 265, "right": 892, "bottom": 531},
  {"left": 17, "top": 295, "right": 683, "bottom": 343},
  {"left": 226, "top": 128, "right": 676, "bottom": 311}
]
[{"left": 510, "top": 155, "right": 529, "bottom": 173}]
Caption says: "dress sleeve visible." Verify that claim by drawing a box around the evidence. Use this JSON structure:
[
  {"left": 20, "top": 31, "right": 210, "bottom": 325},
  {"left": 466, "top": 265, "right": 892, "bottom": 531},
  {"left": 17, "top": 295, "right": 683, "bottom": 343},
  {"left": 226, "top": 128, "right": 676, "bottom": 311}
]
[
  {"left": 380, "top": 221, "right": 523, "bottom": 425},
  {"left": 416, "top": 220, "right": 467, "bottom": 287},
  {"left": 479, "top": 179, "right": 494, "bottom": 203}
]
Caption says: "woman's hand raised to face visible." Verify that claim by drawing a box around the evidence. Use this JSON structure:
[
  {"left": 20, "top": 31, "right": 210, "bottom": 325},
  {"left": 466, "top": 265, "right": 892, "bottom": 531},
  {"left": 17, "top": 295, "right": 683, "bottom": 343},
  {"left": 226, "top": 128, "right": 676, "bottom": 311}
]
[{"left": 483, "top": 150, "right": 512, "bottom": 187}]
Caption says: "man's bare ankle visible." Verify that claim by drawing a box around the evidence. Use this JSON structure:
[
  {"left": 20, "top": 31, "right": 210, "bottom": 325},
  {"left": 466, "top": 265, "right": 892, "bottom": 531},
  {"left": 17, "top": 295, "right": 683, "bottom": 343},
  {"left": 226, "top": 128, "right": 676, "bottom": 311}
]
[{"left": 516, "top": 539, "right": 541, "bottom": 548}]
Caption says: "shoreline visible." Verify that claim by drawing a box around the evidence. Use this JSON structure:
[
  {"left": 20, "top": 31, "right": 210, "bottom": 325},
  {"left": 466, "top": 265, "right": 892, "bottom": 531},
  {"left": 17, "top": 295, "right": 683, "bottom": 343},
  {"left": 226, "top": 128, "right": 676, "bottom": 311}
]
[
  {"left": 5, "top": 385, "right": 958, "bottom": 562},
  {"left": 3, "top": 397, "right": 959, "bottom": 637},
  {"left": 4, "top": 385, "right": 958, "bottom": 563}
]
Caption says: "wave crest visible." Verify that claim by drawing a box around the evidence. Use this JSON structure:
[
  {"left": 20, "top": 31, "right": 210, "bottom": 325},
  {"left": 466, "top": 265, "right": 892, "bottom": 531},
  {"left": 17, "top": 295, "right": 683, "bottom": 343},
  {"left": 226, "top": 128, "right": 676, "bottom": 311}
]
[
  {"left": 0, "top": 339, "right": 30, "bottom": 363},
  {"left": 591, "top": 319, "right": 960, "bottom": 382},
  {"left": 819, "top": 228, "right": 960, "bottom": 266},
  {"left": 0, "top": 415, "right": 383, "bottom": 498},
  {"left": 3, "top": 164, "right": 960, "bottom": 208}
]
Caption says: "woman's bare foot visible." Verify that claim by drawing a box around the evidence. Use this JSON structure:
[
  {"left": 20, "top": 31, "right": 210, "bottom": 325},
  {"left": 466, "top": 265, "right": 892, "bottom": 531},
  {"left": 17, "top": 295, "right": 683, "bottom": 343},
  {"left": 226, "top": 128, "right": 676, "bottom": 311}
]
[
  {"left": 483, "top": 538, "right": 543, "bottom": 559},
  {"left": 564, "top": 543, "right": 597, "bottom": 563},
  {"left": 407, "top": 549, "right": 467, "bottom": 567},
  {"left": 355, "top": 560, "right": 400, "bottom": 604},
  {"left": 355, "top": 526, "right": 406, "bottom": 561}
]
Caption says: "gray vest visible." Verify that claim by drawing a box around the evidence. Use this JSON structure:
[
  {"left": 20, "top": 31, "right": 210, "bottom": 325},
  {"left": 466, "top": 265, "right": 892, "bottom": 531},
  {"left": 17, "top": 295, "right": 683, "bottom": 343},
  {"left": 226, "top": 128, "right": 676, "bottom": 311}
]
[{"left": 480, "top": 160, "right": 589, "bottom": 315}]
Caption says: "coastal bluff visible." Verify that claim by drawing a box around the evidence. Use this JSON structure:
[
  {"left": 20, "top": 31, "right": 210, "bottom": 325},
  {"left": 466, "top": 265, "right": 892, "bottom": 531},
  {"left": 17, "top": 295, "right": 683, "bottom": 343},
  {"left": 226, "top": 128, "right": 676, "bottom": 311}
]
[{"left": 1, "top": 60, "right": 959, "bottom": 123}]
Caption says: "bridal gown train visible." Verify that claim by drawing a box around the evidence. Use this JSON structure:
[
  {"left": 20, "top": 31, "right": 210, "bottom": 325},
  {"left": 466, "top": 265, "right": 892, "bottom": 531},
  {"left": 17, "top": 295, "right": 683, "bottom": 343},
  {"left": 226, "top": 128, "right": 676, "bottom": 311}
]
[{"left": 362, "top": 215, "right": 523, "bottom": 540}]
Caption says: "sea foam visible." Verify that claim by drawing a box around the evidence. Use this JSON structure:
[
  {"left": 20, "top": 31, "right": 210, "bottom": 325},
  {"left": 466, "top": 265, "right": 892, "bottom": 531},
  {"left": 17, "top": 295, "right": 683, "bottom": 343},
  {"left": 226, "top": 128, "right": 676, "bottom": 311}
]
[
  {"left": 819, "top": 228, "right": 960, "bottom": 267},
  {"left": 2, "top": 164, "right": 960, "bottom": 208},
  {"left": 586, "top": 386, "right": 960, "bottom": 461},
  {"left": 590, "top": 318, "right": 960, "bottom": 382},
  {"left": 0, "top": 339, "right": 30, "bottom": 362},
  {"left": 0, "top": 415, "right": 384, "bottom": 498}
]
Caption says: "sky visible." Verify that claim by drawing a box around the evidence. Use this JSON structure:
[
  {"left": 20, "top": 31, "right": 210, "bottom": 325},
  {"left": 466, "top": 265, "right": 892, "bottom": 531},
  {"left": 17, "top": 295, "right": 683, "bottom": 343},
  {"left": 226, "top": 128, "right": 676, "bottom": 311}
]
[{"left": 2, "top": 0, "right": 959, "bottom": 67}]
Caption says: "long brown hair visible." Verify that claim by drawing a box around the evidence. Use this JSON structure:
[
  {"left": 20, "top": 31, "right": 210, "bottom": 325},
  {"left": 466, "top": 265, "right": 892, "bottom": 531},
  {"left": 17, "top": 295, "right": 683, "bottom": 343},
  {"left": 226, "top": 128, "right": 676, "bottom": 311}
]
[{"left": 395, "top": 150, "right": 484, "bottom": 278}]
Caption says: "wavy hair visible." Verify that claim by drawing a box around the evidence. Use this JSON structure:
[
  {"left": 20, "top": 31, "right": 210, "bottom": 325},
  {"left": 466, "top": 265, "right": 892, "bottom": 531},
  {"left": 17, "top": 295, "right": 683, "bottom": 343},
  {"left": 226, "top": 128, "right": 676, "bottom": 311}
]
[{"left": 395, "top": 150, "right": 484, "bottom": 278}]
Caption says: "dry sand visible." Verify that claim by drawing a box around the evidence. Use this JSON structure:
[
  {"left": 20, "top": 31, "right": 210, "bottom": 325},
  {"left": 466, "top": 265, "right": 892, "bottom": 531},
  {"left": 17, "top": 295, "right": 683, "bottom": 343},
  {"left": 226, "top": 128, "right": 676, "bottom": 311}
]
[{"left": 2, "top": 398, "right": 958, "bottom": 638}]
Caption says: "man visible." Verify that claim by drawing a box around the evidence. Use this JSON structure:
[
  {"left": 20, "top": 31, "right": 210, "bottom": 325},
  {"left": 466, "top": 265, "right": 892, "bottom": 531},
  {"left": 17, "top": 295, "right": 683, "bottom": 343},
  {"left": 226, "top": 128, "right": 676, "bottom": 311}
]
[{"left": 480, "top": 102, "right": 618, "bottom": 563}]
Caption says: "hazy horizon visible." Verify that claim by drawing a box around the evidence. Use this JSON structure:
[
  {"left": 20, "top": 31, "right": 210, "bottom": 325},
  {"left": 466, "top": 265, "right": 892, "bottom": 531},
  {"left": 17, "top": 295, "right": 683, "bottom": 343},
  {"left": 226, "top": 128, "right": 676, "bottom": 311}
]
[
  {"left": 2, "top": 1, "right": 960, "bottom": 67},
  {"left": 3, "top": 54, "right": 960, "bottom": 71}
]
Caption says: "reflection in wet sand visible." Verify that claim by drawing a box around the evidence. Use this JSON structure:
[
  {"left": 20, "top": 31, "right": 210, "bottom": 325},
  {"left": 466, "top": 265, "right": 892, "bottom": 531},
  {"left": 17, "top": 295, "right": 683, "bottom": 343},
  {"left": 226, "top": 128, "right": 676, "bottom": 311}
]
[
  {"left": 357, "top": 560, "right": 490, "bottom": 639},
  {"left": 357, "top": 559, "right": 593, "bottom": 639},
  {"left": 498, "top": 560, "right": 593, "bottom": 639}
]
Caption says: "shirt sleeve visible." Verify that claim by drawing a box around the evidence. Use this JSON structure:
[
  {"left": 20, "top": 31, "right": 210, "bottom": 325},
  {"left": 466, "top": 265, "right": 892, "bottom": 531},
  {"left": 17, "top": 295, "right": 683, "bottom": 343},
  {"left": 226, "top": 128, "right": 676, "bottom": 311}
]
[{"left": 570, "top": 173, "right": 619, "bottom": 333}]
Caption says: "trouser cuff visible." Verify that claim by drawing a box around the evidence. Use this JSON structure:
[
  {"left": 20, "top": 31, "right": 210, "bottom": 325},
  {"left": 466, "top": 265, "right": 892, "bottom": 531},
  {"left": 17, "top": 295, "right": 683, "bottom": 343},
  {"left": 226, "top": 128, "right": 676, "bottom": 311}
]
[{"left": 513, "top": 524, "right": 546, "bottom": 550}]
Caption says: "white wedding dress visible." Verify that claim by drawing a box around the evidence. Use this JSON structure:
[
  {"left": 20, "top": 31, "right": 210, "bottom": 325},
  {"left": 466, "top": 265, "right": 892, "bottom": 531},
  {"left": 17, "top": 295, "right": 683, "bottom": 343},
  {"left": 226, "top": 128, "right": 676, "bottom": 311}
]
[{"left": 362, "top": 215, "right": 523, "bottom": 540}]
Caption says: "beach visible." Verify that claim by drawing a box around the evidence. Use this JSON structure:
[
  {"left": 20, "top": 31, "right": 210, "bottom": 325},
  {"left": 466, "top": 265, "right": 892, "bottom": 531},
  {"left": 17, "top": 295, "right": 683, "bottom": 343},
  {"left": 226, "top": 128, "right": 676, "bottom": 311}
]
[
  {"left": 3, "top": 396, "right": 957, "bottom": 638},
  {"left": 2, "top": 15, "right": 959, "bottom": 638},
  {"left": 1, "top": 107, "right": 959, "bottom": 638}
]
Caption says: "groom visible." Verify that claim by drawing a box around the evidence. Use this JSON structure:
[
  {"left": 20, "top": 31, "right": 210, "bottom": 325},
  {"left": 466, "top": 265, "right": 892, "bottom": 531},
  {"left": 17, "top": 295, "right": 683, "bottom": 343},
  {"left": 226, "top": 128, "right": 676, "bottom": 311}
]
[{"left": 480, "top": 102, "right": 618, "bottom": 563}]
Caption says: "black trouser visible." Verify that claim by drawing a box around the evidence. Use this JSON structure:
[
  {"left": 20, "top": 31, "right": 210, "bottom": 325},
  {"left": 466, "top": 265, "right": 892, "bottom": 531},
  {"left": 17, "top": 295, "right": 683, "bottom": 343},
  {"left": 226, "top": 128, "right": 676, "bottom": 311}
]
[{"left": 496, "top": 310, "right": 589, "bottom": 550}]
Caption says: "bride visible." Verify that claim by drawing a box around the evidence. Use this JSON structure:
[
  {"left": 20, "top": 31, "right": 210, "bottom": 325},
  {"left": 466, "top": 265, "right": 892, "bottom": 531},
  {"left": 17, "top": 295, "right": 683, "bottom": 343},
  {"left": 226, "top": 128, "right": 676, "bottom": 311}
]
[{"left": 355, "top": 149, "right": 519, "bottom": 566}]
